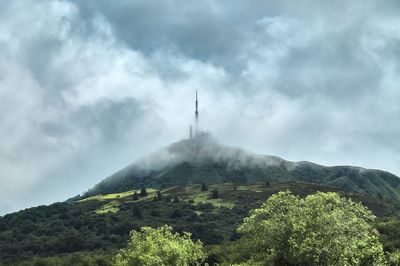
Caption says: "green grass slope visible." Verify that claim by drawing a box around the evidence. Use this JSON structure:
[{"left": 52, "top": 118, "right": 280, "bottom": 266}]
[{"left": 86, "top": 135, "right": 400, "bottom": 204}]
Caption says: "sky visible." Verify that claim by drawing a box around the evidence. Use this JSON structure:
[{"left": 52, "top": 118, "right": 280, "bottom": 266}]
[{"left": 1, "top": 0, "right": 400, "bottom": 215}]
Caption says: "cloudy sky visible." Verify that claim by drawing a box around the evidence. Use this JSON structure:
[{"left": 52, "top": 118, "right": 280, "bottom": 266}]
[{"left": 1, "top": 0, "right": 400, "bottom": 214}]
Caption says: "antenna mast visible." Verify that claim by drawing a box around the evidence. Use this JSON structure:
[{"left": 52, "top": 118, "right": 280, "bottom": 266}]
[{"left": 195, "top": 90, "right": 199, "bottom": 136}]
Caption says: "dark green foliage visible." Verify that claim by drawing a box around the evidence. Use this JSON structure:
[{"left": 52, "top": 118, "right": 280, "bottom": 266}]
[
  {"left": 8, "top": 250, "right": 115, "bottom": 266},
  {"left": 87, "top": 159, "right": 400, "bottom": 206},
  {"left": 173, "top": 196, "right": 180, "bottom": 203},
  {"left": 131, "top": 206, "right": 142, "bottom": 219},
  {"left": 377, "top": 217, "right": 400, "bottom": 252},
  {"left": 150, "top": 210, "right": 160, "bottom": 217},
  {"left": 131, "top": 192, "right": 138, "bottom": 200},
  {"left": 1, "top": 182, "right": 400, "bottom": 264},
  {"left": 201, "top": 183, "right": 208, "bottom": 191},
  {"left": 84, "top": 138, "right": 400, "bottom": 206},
  {"left": 170, "top": 209, "right": 182, "bottom": 218},
  {"left": 211, "top": 189, "right": 219, "bottom": 199},
  {"left": 156, "top": 191, "right": 162, "bottom": 200},
  {"left": 139, "top": 187, "right": 147, "bottom": 197}
]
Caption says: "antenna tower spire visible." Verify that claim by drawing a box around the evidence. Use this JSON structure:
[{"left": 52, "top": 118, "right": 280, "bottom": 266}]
[{"left": 195, "top": 90, "right": 199, "bottom": 136}]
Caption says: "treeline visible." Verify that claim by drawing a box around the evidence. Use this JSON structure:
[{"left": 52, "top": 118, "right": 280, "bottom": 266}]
[
  {"left": 114, "top": 192, "right": 400, "bottom": 265},
  {"left": 0, "top": 194, "right": 245, "bottom": 263},
  {"left": 1, "top": 183, "right": 400, "bottom": 265}
]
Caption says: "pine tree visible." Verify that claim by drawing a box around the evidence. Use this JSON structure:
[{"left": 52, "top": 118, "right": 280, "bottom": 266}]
[
  {"left": 156, "top": 191, "right": 162, "bottom": 200},
  {"left": 211, "top": 189, "right": 219, "bottom": 199},
  {"left": 132, "top": 191, "right": 139, "bottom": 200},
  {"left": 140, "top": 187, "right": 147, "bottom": 197}
]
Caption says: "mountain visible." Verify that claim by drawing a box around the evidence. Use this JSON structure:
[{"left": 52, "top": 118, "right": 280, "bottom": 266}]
[
  {"left": 2, "top": 134, "right": 400, "bottom": 264},
  {"left": 86, "top": 133, "right": 400, "bottom": 204}
]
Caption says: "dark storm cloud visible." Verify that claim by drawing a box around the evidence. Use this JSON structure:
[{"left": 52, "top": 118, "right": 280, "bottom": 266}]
[
  {"left": 71, "top": 1, "right": 244, "bottom": 65},
  {"left": 1, "top": 0, "right": 400, "bottom": 214}
]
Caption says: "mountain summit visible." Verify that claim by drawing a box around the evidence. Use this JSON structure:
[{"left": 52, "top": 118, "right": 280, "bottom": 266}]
[{"left": 86, "top": 134, "right": 400, "bottom": 204}]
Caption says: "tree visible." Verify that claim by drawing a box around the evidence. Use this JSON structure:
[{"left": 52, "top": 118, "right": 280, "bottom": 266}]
[
  {"left": 170, "top": 209, "right": 182, "bottom": 218},
  {"left": 173, "top": 196, "right": 180, "bottom": 203},
  {"left": 140, "top": 187, "right": 147, "bottom": 197},
  {"left": 132, "top": 192, "right": 139, "bottom": 200},
  {"left": 132, "top": 206, "right": 142, "bottom": 219},
  {"left": 113, "top": 225, "right": 206, "bottom": 266},
  {"left": 201, "top": 183, "right": 208, "bottom": 191},
  {"left": 388, "top": 251, "right": 400, "bottom": 266},
  {"left": 237, "top": 191, "right": 386, "bottom": 266},
  {"left": 211, "top": 189, "right": 219, "bottom": 199}
]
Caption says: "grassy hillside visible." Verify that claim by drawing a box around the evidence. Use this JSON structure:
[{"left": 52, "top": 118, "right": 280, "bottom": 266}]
[
  {"left": 85, "top": 136, "right": 400, "bottom": 205},
  {"left": 1, "top": 181, "right": 400, "bottom": 265}
]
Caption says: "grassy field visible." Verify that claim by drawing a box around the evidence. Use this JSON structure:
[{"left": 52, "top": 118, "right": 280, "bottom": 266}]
[
  {"left": 79, "top": 188, "right": 158, "bottom": 202},
  {"left": 81, "top": 182, "right": 400, "bottom": 217}
]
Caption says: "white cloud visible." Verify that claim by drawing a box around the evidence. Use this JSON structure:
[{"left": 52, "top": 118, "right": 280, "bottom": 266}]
[{"left": 1, "top": 0, "right": 400, "bottom": 214}]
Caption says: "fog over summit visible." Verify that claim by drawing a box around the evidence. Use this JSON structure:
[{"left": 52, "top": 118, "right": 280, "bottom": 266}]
[{"left": 112, "top": 132, "right": 284, "bottom": 174}]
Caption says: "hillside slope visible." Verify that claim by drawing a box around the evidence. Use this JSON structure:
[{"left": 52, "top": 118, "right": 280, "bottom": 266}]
[
  {"left": 2, "top": 182, "right": 400, "bottom": 264},
  {"left": 86, "top": 133, "right": 400, "bottom": 204}
]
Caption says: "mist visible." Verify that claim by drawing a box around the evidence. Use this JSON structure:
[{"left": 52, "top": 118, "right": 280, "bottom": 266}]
[{"left": 1, "top": 0, "right": 400, "bottom": 215}]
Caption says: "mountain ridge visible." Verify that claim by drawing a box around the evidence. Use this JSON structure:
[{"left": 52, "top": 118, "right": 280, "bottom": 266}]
[{"left": 85, "top": 133, "right": 400, "bottom": 204}]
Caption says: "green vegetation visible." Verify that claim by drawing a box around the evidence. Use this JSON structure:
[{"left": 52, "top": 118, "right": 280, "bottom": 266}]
[
  {"left": 237, "top": 191, "right": 385, "bottom": 265},
  {"left": 1, "top": 183, "right": 400, "bottom": 265},
  {"left": 140, "top": 187, "right": 148, "bottom": 197},
  {"left": 3, "top": 138, "right": 400, "bottom": 265},
  {"left": 211, "top": 189, "right": 219, "bottom": 199},
  {"left": 132, "top": 192, "right": 139, "bottom": 200},
  {"left": 86, "top": 139, "right": 400, "bottom": 205},
  {"left": 80, "top": 188, "right": 158, "bottom": 203},
  {"left": 113, "top": 225, "right": 206, "bottom": 266},
  {"left": 10, "top": 251, "right": 114, "bottom": 266},
  {"left": 95, "top": 200, "right": 120, "bottom": 214}
]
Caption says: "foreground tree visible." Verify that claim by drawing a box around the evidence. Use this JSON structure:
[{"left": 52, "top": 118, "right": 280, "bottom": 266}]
[
  {"left": 237, "top": 191, "right": 386, "bottom": 266},
  {"left": 113, "top": 225, "right": 206, "bottom": 266}
]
